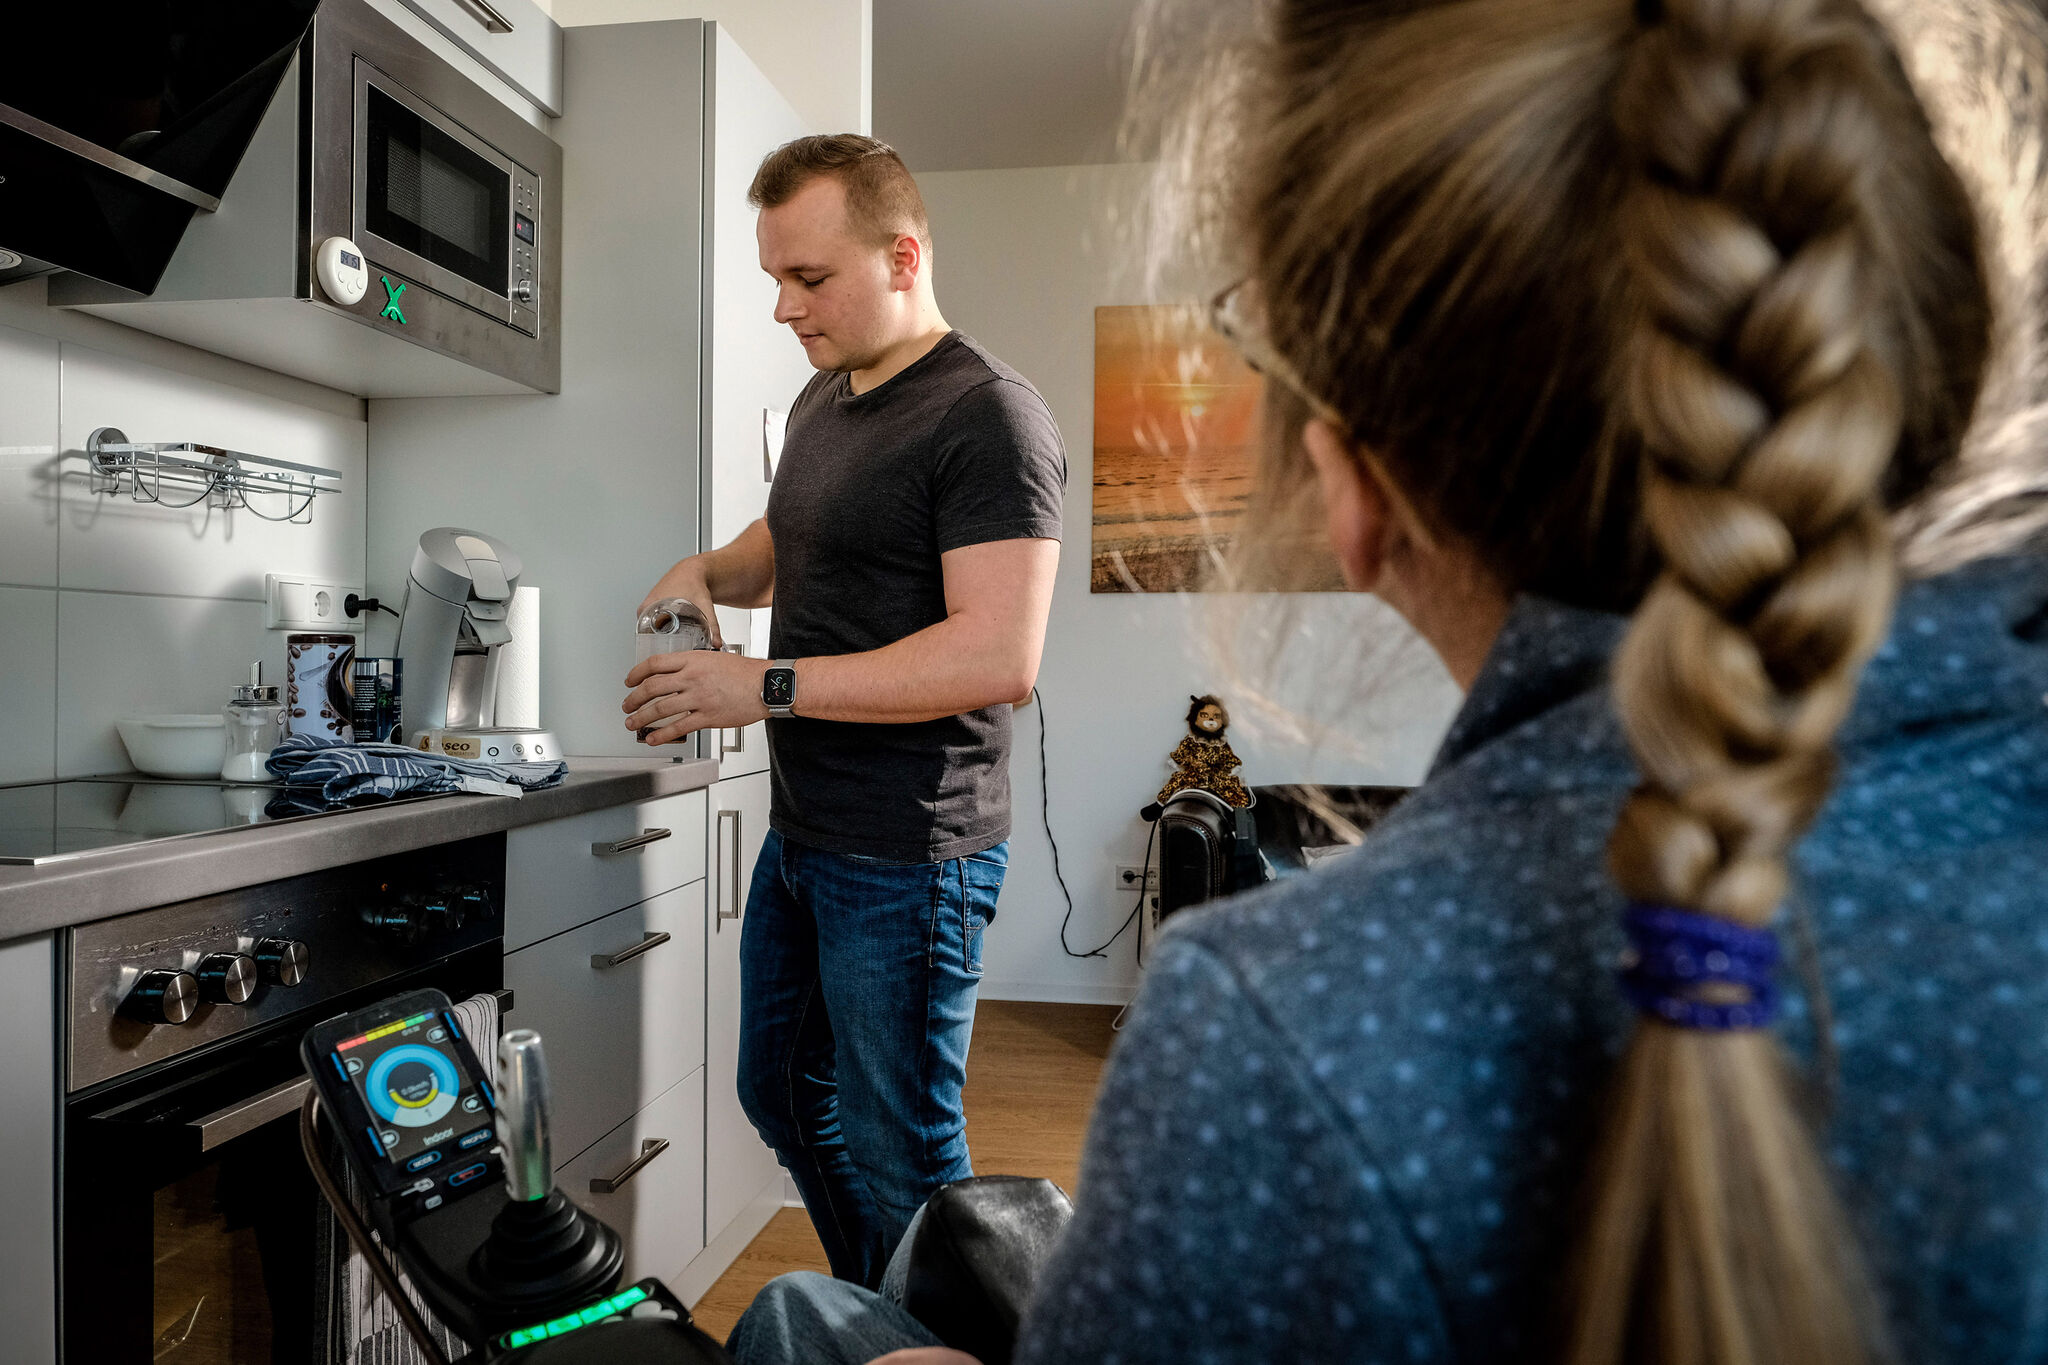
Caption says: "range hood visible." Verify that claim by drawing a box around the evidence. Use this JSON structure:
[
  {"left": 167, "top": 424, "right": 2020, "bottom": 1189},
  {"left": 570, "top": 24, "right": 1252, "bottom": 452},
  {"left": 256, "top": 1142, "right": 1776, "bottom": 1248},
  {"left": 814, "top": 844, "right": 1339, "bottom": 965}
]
[{"left": 0, "top": 4, "right": 316, "bottom": 294}]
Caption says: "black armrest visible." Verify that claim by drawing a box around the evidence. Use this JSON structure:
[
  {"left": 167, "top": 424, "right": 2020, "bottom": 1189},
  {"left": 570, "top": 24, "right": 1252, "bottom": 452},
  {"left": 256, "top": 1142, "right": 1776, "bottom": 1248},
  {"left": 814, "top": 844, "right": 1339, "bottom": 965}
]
[{"left": 901, "top": 1176, "right": 1074, "bottom": 1365}]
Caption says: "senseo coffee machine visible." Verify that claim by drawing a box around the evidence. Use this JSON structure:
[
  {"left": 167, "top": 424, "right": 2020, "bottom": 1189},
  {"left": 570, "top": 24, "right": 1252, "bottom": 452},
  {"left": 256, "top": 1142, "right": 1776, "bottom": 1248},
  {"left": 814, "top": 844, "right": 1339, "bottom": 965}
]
[{"left": 394, "top": 527, "right": 558, "bottom": 763}]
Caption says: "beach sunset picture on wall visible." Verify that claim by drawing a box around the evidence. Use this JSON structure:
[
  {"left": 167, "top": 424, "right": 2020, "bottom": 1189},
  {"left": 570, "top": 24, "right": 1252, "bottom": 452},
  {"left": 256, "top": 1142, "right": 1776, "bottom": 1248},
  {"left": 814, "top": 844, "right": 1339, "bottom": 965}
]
[{"left": 1092, "top": 304, "right": 1263, "bottom": 593}]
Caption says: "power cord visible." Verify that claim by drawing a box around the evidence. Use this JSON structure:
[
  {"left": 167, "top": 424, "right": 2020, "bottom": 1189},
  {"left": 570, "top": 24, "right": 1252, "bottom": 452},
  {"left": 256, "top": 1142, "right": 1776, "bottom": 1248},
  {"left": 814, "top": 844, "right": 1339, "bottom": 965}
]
[
  {"left": 344, "top": 593, "right": 403, "bottom": 621},
  {"left": 1036, "top": 685, "right": 1153, "bottom": 961}
]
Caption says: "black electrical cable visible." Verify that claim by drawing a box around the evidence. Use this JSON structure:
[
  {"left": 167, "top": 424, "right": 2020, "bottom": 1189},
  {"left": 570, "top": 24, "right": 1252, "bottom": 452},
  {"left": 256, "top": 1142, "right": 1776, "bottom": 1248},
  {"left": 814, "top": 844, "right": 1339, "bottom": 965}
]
[
  {"left": 344, "top": 593, "right": 403, "bottom": 621},
  {"left": 299, "top": 1090, "right": 453, "bottom": 1365},
  {"left": 1037, "top": 686, "right": 1153, "bottom": 960}
]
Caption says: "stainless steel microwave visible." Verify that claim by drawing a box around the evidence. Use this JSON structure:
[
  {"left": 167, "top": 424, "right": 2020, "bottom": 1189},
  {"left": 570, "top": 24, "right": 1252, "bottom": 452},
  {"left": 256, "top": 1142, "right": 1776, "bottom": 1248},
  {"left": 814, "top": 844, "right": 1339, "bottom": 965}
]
[{"left": 49, "top": 0, "right": 562, "bottom": 397}]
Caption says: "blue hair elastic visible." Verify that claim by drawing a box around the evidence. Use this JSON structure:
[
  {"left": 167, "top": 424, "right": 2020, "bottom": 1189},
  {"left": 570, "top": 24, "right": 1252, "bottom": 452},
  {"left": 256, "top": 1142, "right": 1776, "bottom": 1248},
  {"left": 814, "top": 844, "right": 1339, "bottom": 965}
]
[{"left": 1617, "top": 903, "right": 1780, "bottom": 1031}]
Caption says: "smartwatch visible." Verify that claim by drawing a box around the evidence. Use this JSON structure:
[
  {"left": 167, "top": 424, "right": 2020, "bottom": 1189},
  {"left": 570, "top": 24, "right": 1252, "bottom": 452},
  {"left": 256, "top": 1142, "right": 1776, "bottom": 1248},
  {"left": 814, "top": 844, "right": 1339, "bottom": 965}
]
[{"left": 761, "top": 660, "right": 797, "bottom": 718}]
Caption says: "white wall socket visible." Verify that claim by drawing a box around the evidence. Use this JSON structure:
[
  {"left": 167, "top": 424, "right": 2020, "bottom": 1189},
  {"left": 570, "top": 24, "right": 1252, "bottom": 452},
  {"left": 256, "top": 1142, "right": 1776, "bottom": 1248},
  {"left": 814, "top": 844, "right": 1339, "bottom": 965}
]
[
  {"left": 1115, "top": 865, "right": 1161, "bottom": 894},
  {"left": 265, "top": 573, "right": 365, "bottom": 632}
]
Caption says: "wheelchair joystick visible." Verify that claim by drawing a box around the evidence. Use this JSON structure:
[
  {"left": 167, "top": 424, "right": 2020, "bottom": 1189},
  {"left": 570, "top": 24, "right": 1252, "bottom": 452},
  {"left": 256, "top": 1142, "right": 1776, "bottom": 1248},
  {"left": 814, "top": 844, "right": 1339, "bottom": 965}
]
[{"left": 469, "top": 1030, "right": 624, "bottom": 1309}]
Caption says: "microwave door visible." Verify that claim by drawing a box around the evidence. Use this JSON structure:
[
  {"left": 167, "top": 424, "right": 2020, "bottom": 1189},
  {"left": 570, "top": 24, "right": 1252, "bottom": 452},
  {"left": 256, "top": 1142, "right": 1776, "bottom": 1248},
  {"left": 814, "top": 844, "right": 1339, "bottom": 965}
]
[{"left": 349, "top": 64, "right": 516, "bottom": 325}]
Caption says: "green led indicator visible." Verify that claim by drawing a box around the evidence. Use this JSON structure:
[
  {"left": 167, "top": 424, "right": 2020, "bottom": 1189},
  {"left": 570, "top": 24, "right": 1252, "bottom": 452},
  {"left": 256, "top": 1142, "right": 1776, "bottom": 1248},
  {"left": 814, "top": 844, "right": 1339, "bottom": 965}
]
[
  {"left": 379, "top": 275, "right": 408, "bottom": 324},
  {"left": 498, "top": 1286, "right": 655, "bottom": 1350}
]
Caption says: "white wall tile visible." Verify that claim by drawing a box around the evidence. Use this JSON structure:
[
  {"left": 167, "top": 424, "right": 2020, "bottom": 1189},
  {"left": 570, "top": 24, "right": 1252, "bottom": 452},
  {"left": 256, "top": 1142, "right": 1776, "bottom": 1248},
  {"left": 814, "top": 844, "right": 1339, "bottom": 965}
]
[
  {"left": 0, "top": 588, "right": 58, "bottom": 784},
  {"left": 58, "top": 344, "right": 367, "bottom": 600},
  {"left": 56, "top": 592, "right": 282, "bottom": 778},
  {"left": 0, "top": 326, "right": 61, "bottom": 589}
]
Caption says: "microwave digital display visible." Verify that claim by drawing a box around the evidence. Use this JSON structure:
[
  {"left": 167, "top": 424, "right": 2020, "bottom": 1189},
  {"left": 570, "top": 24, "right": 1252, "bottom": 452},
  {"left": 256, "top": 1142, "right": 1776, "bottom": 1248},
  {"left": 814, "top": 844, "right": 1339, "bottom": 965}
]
[{"left": 363, "top": 84, "right": 510, "bottom": 298}]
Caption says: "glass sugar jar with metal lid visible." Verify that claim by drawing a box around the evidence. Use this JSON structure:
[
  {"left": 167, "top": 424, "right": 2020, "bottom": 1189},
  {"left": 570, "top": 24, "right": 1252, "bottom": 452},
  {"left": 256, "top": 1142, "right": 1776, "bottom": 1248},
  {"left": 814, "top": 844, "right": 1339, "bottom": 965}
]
[
  {"left": 221, "top": 661, "right": 284, "bottom": 783},
  {"left": 636, "top": 597, "right": 715, "bottom": 663}
]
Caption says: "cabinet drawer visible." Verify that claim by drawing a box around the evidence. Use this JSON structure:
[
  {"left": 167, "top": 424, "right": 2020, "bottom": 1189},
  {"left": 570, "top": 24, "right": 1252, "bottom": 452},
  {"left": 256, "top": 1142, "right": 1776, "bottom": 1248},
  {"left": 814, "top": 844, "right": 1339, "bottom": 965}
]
[
  {"left": 506, "top": 790, "right": 706, "bottom": 950},
  {"left": 502, "top": 882, "right": 707, "bottom": 1164},
  {"left": 561, "top": 1069, "right": 706, "bottom": 1286}
]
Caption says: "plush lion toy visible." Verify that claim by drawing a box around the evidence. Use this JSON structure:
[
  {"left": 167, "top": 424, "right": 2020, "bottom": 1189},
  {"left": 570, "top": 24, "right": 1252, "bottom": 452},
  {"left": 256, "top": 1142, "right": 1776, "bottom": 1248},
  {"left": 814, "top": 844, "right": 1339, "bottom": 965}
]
[{"left": 1157, "top": 694, "right": 1252, "bottom": 808}]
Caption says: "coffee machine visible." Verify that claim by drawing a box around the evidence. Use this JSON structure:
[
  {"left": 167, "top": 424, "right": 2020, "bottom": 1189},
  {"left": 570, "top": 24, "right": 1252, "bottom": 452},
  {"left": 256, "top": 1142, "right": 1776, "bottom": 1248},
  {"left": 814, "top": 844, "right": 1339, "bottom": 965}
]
[{"left": 394, "top": 527, "right": 559, "bottom": 762}]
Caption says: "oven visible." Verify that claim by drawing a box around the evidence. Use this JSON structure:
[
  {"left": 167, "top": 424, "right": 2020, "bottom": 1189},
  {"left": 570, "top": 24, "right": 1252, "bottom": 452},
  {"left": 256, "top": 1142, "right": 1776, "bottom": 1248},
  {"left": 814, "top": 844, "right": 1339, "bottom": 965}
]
[{"left": 60, "top": 834, "right": 509, "bottom": 1365}]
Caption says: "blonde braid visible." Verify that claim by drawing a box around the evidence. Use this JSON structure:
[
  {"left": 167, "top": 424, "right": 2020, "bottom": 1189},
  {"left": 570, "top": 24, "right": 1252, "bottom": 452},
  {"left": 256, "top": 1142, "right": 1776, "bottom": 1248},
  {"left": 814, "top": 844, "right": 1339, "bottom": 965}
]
[{"left": 1574, "top": 0, "right": 1916, "bottom": 1360}]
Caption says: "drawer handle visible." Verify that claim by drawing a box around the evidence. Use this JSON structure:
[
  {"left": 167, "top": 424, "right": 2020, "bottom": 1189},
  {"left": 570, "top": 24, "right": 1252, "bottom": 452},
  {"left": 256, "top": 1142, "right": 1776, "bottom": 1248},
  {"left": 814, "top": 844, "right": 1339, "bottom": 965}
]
[
  {"left": 589, "top": 1137, "right": 669, "bottom": 1194},
  {"left": 591, "top": 931, "right": 670, "bottom": 969},
  {"left": 592, "top": 827, "right": 671, "bottom": 856},
  {"left": 452, "top": 0, "right": 515, "bottom": 34},
  {"left": 720, "top": 645, "right": 747, "bottom": 756},
  {"left": 717, "top": 808, "right": 743, "bottom": 929}
]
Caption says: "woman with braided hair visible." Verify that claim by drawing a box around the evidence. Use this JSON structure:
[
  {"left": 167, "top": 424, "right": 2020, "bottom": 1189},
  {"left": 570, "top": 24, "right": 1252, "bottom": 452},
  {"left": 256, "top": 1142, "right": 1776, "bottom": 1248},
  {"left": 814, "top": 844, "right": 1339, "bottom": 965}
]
[{"left": 723, "top": 0, "right": 2048, "bottom": 1361}]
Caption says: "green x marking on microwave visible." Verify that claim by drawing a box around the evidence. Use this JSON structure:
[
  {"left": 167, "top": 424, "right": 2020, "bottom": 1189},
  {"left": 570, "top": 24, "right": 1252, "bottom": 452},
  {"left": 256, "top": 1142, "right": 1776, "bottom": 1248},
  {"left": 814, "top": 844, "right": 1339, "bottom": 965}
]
[{"left": 379, "top": 276, "right": 408, "bottom": 325}]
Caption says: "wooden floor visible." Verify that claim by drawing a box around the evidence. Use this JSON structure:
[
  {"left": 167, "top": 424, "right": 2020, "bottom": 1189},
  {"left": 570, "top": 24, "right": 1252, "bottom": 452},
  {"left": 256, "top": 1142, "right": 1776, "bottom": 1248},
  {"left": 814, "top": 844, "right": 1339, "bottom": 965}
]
[{"left": 689, "top": 1000, "right": 1123, "bottom": 1340}]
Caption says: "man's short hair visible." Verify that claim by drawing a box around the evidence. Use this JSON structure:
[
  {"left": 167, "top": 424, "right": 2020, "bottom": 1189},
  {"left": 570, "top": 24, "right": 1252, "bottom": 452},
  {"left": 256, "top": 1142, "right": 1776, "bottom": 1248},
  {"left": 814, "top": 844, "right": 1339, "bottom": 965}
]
[{"left": 748, "top": 134, "right": 932, "bottom": 255}]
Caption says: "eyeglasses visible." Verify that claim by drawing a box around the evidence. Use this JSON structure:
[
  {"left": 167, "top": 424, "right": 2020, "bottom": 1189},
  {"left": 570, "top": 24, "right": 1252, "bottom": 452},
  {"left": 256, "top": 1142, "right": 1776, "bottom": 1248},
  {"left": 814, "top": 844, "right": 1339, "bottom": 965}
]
[
  {"left": 1208, "top": 279, "right": 1351, "bottom": 435},
  {"left": 1207, "top": 277, "right": 1440, "bottom": 554}
]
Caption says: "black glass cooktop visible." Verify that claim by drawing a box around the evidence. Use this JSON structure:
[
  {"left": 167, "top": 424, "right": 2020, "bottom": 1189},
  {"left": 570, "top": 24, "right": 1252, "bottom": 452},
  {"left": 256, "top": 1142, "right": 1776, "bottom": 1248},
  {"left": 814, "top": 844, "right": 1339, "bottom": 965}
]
[{"left": 0, "top": 778, "right": 441, "bottom": 866}]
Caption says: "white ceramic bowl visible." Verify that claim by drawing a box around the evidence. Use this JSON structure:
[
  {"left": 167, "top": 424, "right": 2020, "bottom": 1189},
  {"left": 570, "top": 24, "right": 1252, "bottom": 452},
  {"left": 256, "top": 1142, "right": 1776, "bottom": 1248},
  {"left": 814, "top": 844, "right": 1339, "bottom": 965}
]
[{"left": 116, "top": 714, "right": 227, "bottom": 779}]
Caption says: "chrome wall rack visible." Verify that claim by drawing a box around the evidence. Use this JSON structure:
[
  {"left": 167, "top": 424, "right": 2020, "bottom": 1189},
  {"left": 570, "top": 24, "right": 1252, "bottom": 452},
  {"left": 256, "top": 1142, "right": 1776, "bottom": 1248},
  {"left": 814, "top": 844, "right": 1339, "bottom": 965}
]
[{"left": 85, "top": 426, "right": 342, "bottom": 525}]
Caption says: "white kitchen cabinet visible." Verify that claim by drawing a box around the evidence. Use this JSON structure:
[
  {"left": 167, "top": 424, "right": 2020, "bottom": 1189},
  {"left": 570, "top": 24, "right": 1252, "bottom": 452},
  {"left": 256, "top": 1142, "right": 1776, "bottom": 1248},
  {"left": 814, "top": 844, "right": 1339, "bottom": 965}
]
[
  {"left": 502, "top": 880, "right": 708, "bottom": 1166},
  {"left": 393, "top": 0, "right": 563, "bottom": 115},
  {"left": 694, "top": 25, "right": 814, "bottom": 774},
  {"left": 0, "top": 933, "right": 57, "bottom": 1365},
  {"left": 703, "top": 770, "right": 781, "bottom": 1250},
  {"left": 699, "top": 24, "right": 815, "bottom": 557},
  {"left": 712, "top": 605, "right": 770, "bottom": 780},
  {"left": 504, "top": 790, "right": 708, "bottom": 951},
  {"left": 561, "top": 1068, "right": 708, "bottom": 1286}
]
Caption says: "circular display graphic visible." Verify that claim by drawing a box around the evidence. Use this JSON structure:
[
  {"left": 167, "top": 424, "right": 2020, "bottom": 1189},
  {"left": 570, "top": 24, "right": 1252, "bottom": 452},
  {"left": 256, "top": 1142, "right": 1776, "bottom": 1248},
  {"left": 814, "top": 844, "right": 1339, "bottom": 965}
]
[{"left": 365, "top": 1044, "right": 460, "bottom": 1128}]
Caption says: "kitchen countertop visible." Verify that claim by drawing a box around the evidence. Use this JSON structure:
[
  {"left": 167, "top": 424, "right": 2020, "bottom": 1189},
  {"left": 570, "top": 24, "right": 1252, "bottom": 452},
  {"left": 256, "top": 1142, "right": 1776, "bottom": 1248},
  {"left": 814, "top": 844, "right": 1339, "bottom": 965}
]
[{"left": 0, "top": 755, "right": 720, "bottom": 938}]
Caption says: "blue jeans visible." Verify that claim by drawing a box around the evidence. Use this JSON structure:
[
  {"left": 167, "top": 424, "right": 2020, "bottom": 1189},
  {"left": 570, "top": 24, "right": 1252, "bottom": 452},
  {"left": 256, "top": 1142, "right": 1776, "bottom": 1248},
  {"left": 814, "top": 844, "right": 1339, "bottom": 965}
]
[
  {"left": 725, "top": 1211, "right": 940, "bottom": 1364},
  {"left": 736, "top": 828, "right": 1007, "bottom": 1287}
]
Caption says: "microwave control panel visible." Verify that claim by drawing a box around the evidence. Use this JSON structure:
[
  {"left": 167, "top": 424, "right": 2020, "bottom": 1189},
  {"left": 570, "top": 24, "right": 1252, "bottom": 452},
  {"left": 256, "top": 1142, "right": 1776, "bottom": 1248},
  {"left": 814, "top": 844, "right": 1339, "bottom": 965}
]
[{"left": 511, "top": 167, "right": 541, "bottom": 335}]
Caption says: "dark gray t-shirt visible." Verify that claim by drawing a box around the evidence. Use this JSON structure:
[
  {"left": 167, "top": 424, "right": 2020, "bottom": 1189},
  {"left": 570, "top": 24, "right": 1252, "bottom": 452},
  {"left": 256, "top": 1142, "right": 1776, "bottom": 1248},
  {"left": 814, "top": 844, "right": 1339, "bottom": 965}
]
[{"left": 764, "top": 332, "right": 1067, "bottom": 862}]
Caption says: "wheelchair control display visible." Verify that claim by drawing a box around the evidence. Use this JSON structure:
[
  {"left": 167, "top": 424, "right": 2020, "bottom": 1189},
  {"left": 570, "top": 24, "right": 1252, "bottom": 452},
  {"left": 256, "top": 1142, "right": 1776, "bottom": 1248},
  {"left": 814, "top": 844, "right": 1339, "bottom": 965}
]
[{"left": 303, "top": 987, "right": 503, "bottom": 1223}]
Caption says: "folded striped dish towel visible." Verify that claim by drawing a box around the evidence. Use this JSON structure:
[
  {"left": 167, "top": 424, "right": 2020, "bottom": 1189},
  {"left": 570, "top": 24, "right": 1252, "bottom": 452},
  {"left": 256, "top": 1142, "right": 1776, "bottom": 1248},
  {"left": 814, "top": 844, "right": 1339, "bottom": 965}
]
[
  {"left": 266, "top": 734, "right": 567, "bottom": 805},
  {"left": 331, "top": 991, "right": 502, "bottom": 1364}
]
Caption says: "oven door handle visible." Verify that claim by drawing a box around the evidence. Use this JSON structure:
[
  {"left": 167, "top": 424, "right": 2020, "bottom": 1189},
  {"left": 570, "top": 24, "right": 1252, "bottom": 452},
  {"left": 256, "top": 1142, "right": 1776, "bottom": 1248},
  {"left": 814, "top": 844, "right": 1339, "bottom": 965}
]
[
  {"left": 165, "top": 987, "right": 512, "bottom": 1152},
  {"left": 190, "top": 1077, "right": 313, "bottom": 1153}
]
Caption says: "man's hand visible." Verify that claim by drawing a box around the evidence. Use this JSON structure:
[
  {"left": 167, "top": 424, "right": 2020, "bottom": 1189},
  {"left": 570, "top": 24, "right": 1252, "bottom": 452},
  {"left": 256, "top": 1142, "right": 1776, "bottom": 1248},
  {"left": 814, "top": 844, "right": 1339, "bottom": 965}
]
[
  {"left": 639, "top": 557, "right": 724, "bottom": 649},
  {"left": 622, "top": 651, "right": 770, "bottom": 744},
  {"left": 867, "top": 1352, "right": 981, "bottom": 1365}
]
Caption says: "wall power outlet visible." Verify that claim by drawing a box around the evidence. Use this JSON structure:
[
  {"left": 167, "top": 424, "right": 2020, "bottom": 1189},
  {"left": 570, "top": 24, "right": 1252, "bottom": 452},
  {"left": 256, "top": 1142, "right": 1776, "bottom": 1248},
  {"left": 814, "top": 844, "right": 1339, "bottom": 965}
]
[
  {"left": 1116, "top": 865, "right": 1161, "bottom": 894},
  {"left": 265, "top": 573, "right": 366, "bottom": 632}
]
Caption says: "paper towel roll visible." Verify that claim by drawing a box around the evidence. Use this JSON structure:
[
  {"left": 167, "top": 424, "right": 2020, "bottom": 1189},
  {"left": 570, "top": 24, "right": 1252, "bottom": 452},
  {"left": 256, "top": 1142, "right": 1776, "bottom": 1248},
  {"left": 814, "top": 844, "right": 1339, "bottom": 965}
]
[{"left": 496, "top": 586, "right": 542, "bottom": 728}]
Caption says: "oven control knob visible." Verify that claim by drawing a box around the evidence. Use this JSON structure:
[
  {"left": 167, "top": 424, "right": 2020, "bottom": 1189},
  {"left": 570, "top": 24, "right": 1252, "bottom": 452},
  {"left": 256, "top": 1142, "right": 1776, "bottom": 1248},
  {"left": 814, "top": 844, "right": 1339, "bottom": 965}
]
[
  {"left": 126, "top": 969, "right": 200, "bottom": 1026},
  {"left": 513, "top": 278, "right": 535, "bottom": 305},
  {"left": 254, "top": 938, "right": 310, "bottom": 987},
  {"left": 452, "top": 886, "right": 495, "bottom": 923},
  {"left": 361, "top": 900, "right": 423, "bottom": 943},
  {"left": 196, "top": 953, "right": 259, "bottom": 1006}
]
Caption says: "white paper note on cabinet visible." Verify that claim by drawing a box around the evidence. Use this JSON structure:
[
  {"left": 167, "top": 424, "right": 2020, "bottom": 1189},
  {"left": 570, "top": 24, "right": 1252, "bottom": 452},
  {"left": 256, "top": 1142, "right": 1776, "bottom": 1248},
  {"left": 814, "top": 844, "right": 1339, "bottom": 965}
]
[{"left": 763, "top": 408, "right": 787, "bottom": 481}]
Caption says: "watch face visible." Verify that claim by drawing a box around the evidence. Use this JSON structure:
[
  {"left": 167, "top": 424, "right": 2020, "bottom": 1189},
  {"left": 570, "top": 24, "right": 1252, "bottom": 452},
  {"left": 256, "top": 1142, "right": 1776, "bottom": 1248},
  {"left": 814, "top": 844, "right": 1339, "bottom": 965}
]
[{"left": 762, "top": 668, "right": 796, "bottom": 709}]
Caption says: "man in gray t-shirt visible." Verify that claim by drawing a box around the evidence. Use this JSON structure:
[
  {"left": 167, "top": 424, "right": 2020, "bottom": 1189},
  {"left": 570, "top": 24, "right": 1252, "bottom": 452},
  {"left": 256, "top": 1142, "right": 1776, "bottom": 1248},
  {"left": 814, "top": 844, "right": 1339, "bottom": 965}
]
[{"left": 623, "top": 135, "right": 1064, "bottom": 1287}]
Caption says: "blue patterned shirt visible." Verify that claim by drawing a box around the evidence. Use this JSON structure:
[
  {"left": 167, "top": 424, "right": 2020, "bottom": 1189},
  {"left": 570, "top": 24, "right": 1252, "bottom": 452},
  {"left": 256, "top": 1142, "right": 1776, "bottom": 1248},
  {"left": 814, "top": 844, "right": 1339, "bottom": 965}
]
[{"left": 1015, "top": 555, "right": 2048, "bottom": 1363}]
